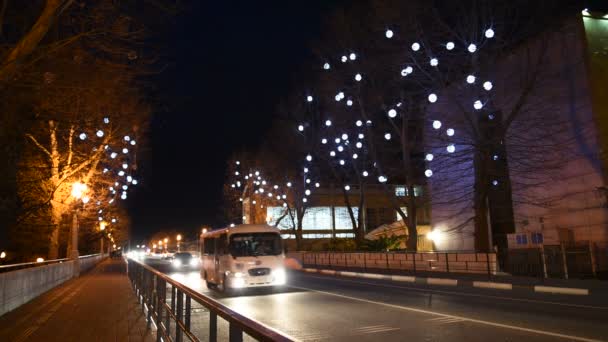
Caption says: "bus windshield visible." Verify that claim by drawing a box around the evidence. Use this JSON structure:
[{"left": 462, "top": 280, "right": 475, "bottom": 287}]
[{"left": 229, "top": 233, "right": 282, "bottom": 257}]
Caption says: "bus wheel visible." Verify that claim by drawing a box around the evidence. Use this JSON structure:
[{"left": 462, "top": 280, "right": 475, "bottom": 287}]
[
  {"left": 204, "top": 272, "right": 215, "bottom": 289},
  {"left": 219, "top": 275, "right": 232, "bottom": 295}
]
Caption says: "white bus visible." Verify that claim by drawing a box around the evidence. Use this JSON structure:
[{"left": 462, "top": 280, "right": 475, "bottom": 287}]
[{"left": 199, "top": 224, "right": 287, "bottom": 292}]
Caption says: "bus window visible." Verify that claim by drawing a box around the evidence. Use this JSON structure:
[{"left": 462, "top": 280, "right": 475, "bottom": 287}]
[
  {"left": 203, "top": 238, "right": 215, "bottom": 255},
  {"left": 217, "top": 234, "right": 227, "bottom": 255}
]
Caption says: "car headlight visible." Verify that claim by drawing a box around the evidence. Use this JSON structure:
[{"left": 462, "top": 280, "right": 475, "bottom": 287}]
[
  {"left": 189, "top": 258, "right": 199, "bottom": 266},
  {"left": 172, "top": 259, "right": 182, "bottom": 267},
  {"left": 273, "top": 268, "right": 286, "bottom": 285}
]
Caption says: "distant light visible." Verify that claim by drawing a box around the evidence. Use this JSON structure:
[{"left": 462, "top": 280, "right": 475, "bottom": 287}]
[
  {"left": 356, "top": 120, "right": 362, "bottom": 127},
  {"left": 339, "top": 159, "right": 345, "bottom": 165},
  {"left": 425, "top": 169, "right": 433, "bottom": 177},
  {"left": 341, "top": 55, "right": 347, "bottom": 63},
  {"left": 447, "top": 144, "right": 455, "bottom": 153},
  {"left": 426, "top": 154, "right": 434, "bottom": 161},
  {"left": 287, "top": 182, "right": 292, "bottom": 187},
  {"left": 118, "top": 171, "right": 125, "bottom": 176},
  {"left": 488, "top": 114, "right": 495, "bottom": 120},
  {"left": 362, "top": 171, "right": 369, "bottom": 177},
  {"left": 430, "top": 58, "right": 438, "bottom": 66},
  {"left": 378, "top": 175, "right": 387, "bottom": 183},
  {"left": 352, "top": 153, "right": 358, "bottom": 159},
  {"left": 388, "top": 109, "right": 397, "bottom": 118},
  {"left": 306, "top": 155, "right": 312, "bottom": 162},
  {"left": 79, "top": 133, "right": 87, "bottom": 140},
  {"left": 492, "top": 180, "right": 498, "bottom": 186},
  {"left": 36, "top": 257, "right": 44, "bottom": 263},
  {"left": 274, "top": 185, "right": 279, "bottom": 189},
  {"left": 323, "top": 62, "right": 330, "bottom": 70},
  {"left": 110, "top": 152, "right": 117, "bottom": 159},
  {"left": 446, "top": 42, "right": 455, "bottom": 50},
  {"left": 122, "top": 163, "right": 128, "bottom": 169},
  {"left": 493, "top": 155, "right": 499, "bottom": 161},
  {"left": 315, "top": 182, "right": 320, "bottom": 188},
  {"left": 235, "top": 171, "right": 239, "bottom": 176},
  {"left": 428, "top": 93, "right": 437, "bottom": 103},
  {"left": 127, "top": 176, "right": 133, "bottom": 182},
  {"left": 322, "top": 138, "right": 327, "bottom": 144},
  {"left": 411, "top": 42, "right": 420, "bottom": 51},
  {"left": 432, "top": 120, "right": 442, "bottom": 129},
  {"left": 82, "top": 196, "right": 90, "bottom": 204},
  {"left": 335, "top": 138, "right": 341, "bottom": 144},
  {"left": 304, "top": 167, "right": 308, "bottom": 173},
  {"left": 122, "top": 185, "right": 128, "bottom": 190},
  {"left": 96, "top": 130, "right": 104, "bottom": 137},
  {"left": 283, "top": 202, "right": 287, "bottom": 207},
  {"left": 0, "top": 251, "right": 5, "bottom": 259},
  {"left": 330, "top": 151, "right": 336, "bottom": 157},
  {"left": 355, "top": 73, "right": 362, "bottom": 81},
  {"left": 485, "top": 28, "right": 495, "bottom": 38},
  {"left": 103, "top": 168, "right": 109, "bottom": 173},
  {"left": 358, "top": 133, "right": 364, "bottom": 139},
  {"left": 347, "top": 99, "right": 353, "bottom": 106},
  {"left": 356, "top": 142, "right": 363, "bottom": 149},
  {"left": 130, "top": 140, "right": 136, "bottom": 146},
  {"left": 474, "top": 100, "right": 483, "bottom": 110},
  {"left": 349, "top": 53, "right": 357, "bottom": 60},
  {"left": 468, "top": 44, "right": 477, "bottom": 53},
  {"left": 466, "top": 75, "right": 476, "bottom": 84},
  {"left": 305, "top": 189, "right": 311, "bottom": 196},
  {"left": 446, "top": 128, "right": 455, "bottom": 136},
  {"left": 298, "top": 125, "right": 304, "bottom": 132},
  {"left": 124, "top": 135, "right": 131, "bottom": 141},
  {"left": 344, "top": 185, "right": 351, "bottom": 191},
  {"left": 385, "top": 29, "right": 394, "bottom": 38},
  {"left": 483, "top": 81, "right": 493, "bottom": 91},
  {"left": 366, "top": 120, "right": 372, "bottom": 126},
  {"left": 325, "top": 120, "right": 332, "bottom": 127},
  {"left": 122, "top": 148, "right": 128, "bottom": 154},
  {"left": 341, "top": 133, "right": 348, "bottom": 140},
  {"left": 103, "top": 117, "right": 110, "bottom": 124},
  {"left": 307, "top": 96, "right": 313, "bottom": 102},
  {"left": 384, "top": 133, "right": 391, "bottom": 140},
  {"left": 230, "top": 223, "right": 235, "bottom": 227},
  {"left": 303, "top": 197, "right": 308, "bottom": 203}
]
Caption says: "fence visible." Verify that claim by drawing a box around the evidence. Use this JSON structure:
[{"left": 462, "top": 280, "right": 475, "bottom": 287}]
[
  {"left": 297, "top": 251, "right": 497, "bottom": 276},
  {"left": 127, "top": 258, "right": 293, "bottom": 342},
  {"left": 0, "top": 254, "right": 105, "bottom": 316}
]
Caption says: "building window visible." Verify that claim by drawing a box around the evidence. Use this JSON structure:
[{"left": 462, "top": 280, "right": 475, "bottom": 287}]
[
  {"left": 302, "top": 207, "right": 331, "bottom": 230},
  {"left": 531, "top": 232, "right": 543, "bottom": 244},
  {"left": 395, "top": 186, "right": 406, "bottom": 197},
  {"left": 335, "top": 207, "right": 359, "bottom": 230},
  {"left": 266, "top": 207, "right": 296, "bottom": 230},
  {"left": 515, "top": 234, "right": 528, "bottom": 245}
]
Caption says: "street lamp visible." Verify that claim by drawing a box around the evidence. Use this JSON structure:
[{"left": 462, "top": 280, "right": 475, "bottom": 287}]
[
  {"left": 177, "top": 234, "right": 182, "bottom": 252},
  {"left": 70, "top": 181, "right": 89, "bottom": 277}
]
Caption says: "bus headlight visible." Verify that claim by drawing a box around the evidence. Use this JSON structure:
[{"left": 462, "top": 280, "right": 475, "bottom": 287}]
[{"left": 273, "top": 268, "right": 287, "bottom": 285}]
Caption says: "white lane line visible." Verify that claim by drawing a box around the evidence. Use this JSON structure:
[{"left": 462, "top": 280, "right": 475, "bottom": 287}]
[
  {"left": 535, "top": 286, "right": 589, "bottom": 296},
  {"left": 290, "top": 285, "right": 604, "bottom": 342},
  {"left": 299, "top": 274, "right": 608, "bottom": 310},
  {"left": 473, "top": 281, "right": 513, "bottom": 290},
  {"left": 357, "top": 327, "right": 401, "bottom": 334}
]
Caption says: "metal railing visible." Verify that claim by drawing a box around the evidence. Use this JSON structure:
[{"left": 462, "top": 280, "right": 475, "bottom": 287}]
[
  {"left": 127, "top": 258, "right": 293, "bottom": 342},
  {"left": 0, "top": 253, "right": 105, "bottom": 273}
]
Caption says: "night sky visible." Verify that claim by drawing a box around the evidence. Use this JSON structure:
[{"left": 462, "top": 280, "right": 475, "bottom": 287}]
[{"left": 128, "top": 1, "right": 344, "bottom": 240}]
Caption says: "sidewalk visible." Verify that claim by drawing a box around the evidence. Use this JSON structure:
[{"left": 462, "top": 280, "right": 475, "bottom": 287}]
[{"left": 0, "top": 258, "right": 154, "bottom": 342}]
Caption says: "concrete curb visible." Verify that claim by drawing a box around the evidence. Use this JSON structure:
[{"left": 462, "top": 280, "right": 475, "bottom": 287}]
[{"left": 299, "top": 268, "right": 590, "bottom": 296}]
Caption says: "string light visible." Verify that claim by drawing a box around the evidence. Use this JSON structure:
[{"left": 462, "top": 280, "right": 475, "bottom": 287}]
[
  {"left": 485, "top": 28, "right": 495, "bottom": 38},
  {"left": 384, "top": 133, "right": 391, "bottom": 140},
  {"left": 466, "top": 75, "right": 476, "bottom": 84},
  {"left": 425, "top": 169, "right": 433, "bottom": 177},
  {"left": 323, "top": 63, "right": 330, "bottom": 70},
  {"left": 344, "top": 185, "right": 351, "bottom": 191},
  {"left": 79, "top": 133, "right": 87, "bottom": 140},
  {"left": 447, "top": 144, "right": 456, "bottom": 153},
  {"left": 385, "top": 29, "right": 394, "bottom": 38},
  {"left": 96, "top": 130, "right": 104, "bottom": 137},
  {"left": 428, "top": 93, "right": 438, "bottom": 103},
  {"left": 432, "top": 120, "right": 442, "bottom": 129},
  {"left": 388, "top": 109, "right": 397, "bottom": 118},
  {"left": 411, "top": 42, "right": 420, "bottom": 51},
  {"left": 468, "top": 44, "right": 477, "bottom": 53},
  {"left": 446, "top": 42, "right": 455, "bottom": 50},
  {"left": 307, "top": 96, "right": 313, "bottom": 102},
  {"left": 446, "top": 128, "right": 455, "bottom": 136},
  {"left": 425, "top": 153, "right": 434, "bottom": 161},
  {"left": 355, "top": 73, "right": 362, "bottom": 81},
  {"left": 483, "top": 81, "right": 493, "bottom": 91},
  {"left": 474, "top": 100, "right": 483, "bottom": 110},
  {"left": 356, "top": 120, "right": 362, "bottom": 127},
  {"left": 430, "top": 58, "right": 438, "bottom": 66}
]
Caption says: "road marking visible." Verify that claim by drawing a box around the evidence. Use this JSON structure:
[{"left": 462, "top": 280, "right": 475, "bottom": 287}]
[
  {"left": 299, "top": 273, "right": 608, "bottom": 310},
  {"left": 473, "top": 281, "right": 513, "bottom": 290},
  {"left": 355, "top": 325, "right": 401, "bottom": 334},
  {"left": 427, "top": 277, "right": 458, "bottom": 286},
  {"left": 535, "top": 286, "right": 589, "bottom": 296},
  {"left": 291, "top": 285, "right": 604, "bottom": 342}
]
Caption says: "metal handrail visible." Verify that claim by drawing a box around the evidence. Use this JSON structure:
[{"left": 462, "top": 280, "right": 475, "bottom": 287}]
[{"left": 127, "top": 257, "right": 293, "bottom": 342}]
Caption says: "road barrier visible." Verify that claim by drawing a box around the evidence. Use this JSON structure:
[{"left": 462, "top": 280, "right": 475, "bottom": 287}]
[
  {"left": 127, "top": 258, "right": 293, "bottom": 342},
  {"left": 0, "top": 254, "right": 105, "bottom": 316}
]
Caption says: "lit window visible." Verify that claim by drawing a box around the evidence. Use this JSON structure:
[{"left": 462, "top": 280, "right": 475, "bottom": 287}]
[
  {"left": 395, "top": 186, "right": 406, "bottom": 197},
  {"left": 335, "top": 207, "right": 359, "bottom": 230}
]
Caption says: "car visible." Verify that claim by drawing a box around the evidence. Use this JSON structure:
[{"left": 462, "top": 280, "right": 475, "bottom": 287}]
[{"left": 171, "top": 252, "right": 200, "bottom": 269}]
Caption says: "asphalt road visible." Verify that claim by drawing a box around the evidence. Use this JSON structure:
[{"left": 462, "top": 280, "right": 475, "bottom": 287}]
[{"left": 144, "top": 258, "right": 608, "bottom": 342}]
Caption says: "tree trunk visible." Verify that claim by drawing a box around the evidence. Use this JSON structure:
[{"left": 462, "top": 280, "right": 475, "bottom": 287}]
[
  {"left": 405, "top": 186, "right": 418, "bottom": 251},
  {"left": 473, "top": 147, "right": 491, "bottom": 252},
  {"left": 48, "top": 202, "right": 62, "bottom": 259}
]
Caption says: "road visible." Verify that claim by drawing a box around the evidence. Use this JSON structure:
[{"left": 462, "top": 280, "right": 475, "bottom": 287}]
[{"left": 144, "top": 258, "right": 608, "bottom": 342}]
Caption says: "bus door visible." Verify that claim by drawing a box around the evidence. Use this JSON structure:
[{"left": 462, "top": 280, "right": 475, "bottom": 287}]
[{"left": 215, "top": 234, "right": 227, "bottom": 282}]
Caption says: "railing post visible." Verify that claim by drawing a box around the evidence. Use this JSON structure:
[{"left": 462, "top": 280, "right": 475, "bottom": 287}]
[
  {"left": 486, "top": 252, "right": 491, "bottom": 280},
  {"left": 560, "top": 243, "right": 569, "bottom": 279},
  {"left": 157, "top": 279, "right": 165, "bottom": 342},
  {"left": 229, "top": 323, "right": 243, "bottom": 342},
  {"left": 446, "top": 253, "right": 450, "bottom": 273},
  {"left": 363, "top": 253, "right": 367, "bottom": 272},
  {"left": 185, "top": 296, "right": 191, "bottom": 333},
  {"left": 385, "top": 252, "right": 389, "bottom": 270},
  {"left": 209, "top": 312, "right": 217, "bottom": 342},
  {"left": 165, "top": 286, "right": 172, "bottom": 338},
  {"left": 413, "top": 252, "right": 417, "bottom": 274},
  {"left": 176, "top": 289, "right": 183, "bottom": 342},
  {"left": 540, "top": 246, "right": 548, "bottom": 279}
]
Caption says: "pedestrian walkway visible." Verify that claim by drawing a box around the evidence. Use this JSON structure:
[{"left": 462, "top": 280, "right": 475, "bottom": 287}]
[{"left": 0, "top": 258, "right": 154, "bottom": 342}]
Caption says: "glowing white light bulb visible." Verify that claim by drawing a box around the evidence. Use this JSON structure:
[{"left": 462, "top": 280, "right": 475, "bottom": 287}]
[
  {"left": 385, "top": 29, "right": 394, "bottom": 38},
  {"left": 446, "top": 128, "right": 455, "bottom": 136},
  {"left": 446, "top": 41, "right": 455, "bottom": 50},
  {"left": 303, "top": 198, "right": 308, "bottom": 203},
  {"left": 349, "top": 53, "right": 356, "bottom": 60},
  {"left": 356, "top": 142, "right": 363, "bottom": 149},
  {"left": 466, "top": 75, "right": 476, "bottom": 84},
  {"left": 96, "top": 130, "right": 104, "bottom": 137},
  {"left": 132, "top": 180, "right": 138, "bottom": 185},
  {"left": 236, "top": 160, "right": 240, "bottom": 165},
  {"left": 411, "top": 42, "right": 420, "bottom": 51},
  {"left": 130, "top": 140, "right": 136, "bottom": 146},
  {"left": 325, "top": 120, "right": 332, "bottom": 126},
  {"left": 124, "top": 136, "right": 131, "bottom": 141},
  {"left": 306, "top": 178, "right": 311, "bottom": 184},
  {"left": 355, "top": 73, "right": 362, "bottom": 81},
  {"left": 378, "top": 176, "right": 387, "bottom": 183},
  {"left": 111, "top": 152, "right": 117, "bottom": 159},
  {"left": 388, "top": 109, "right": 397, "bottom": 118},
  {"left": 483, "top": 81, "right": 493, "bottom": 91},
  {"left": 347, "top": 99, "right": 353, "bottom": 106},
  {"left": 468, "top": 43, "right": 477, "bottom": 53},
  {"left": 322, "top": 138, "right": 327, "bottom": 144},
  {"left": 79, "top": 133, "right": 87, "bottom": 140},
  {"left": 341, "top": 55, "right": 347, "bottom": 63},
  {"left": 118, "top": 171, "right": 125, "bottom": 176},
  {"left": 474, "top": 100, "right": 483, "bottom": 110},
  {"left": 287, "top": 182, "right": 292, "bottom": 187},
  {"left": 428, "top": 93, "right": 437, "bottom": 103},
  {"left": 447, "top": 144, "right": 455, "bottom": 153},
  {"left": 425, "top": 153, "right": 434, "bottom": 161},
  {"left": 306, "top": 155, "right": 312, "bottom": 161},
  {"left": 405, "top": 66, "right": 413, "bottom": 74},
  {"left": 384, "top": 133, "right": 391, "bottom": 140},
  {"left": 485, "top": 28, "right": 495, "bottom": 38},
  {"left": 122, "top": 163, "right": 128, "bottom": 169},
  {"left": 103, "top": 117, "right": 110, "bottom": 124},
  {"left": 344, "top": 185, "right": 351, "bottom": 191},
  {"left": 425, "top": 169, "right": 433, "bottom": 177},
  {"left": 430, "top": 58, "right": 438, "bottom": 66},
  {"left": 122, "top": 185, "right": 128, "bottom": 190},
  {"left": 323, "top": 62, "right": 330, "bottom": 70},
  {"left": 306, "top": 96, "right": 313, "bottom": 102},
  {"left": 492, "top": 180, "right": 498, "bottom": 186},
  {"left": 335, "top": 138, "right": 341, "bottom": 144},
  {"left": 337, "top": 146, "right": 344, "bottom": 152},
  {"left": 362, "top": 171, "right": 368, "bottom": 177},
  {"left": 341, "top": 133, "right": 348, "bottom": 140},
  {"left": 315, "top": 182, "right": 320, "bottom": 188},
  {"left": 103, "top": 168, "right": 109, "bottom": 173},
  {"left": 339, "top": 159, "right": 345, "bottom": 165},
  {"left": 352, "top": 153, "right": 358, "bottom": 159},
  {"left": 356, "top": 120, "right": 362, "bottom": 127},
  {"left": 358, "top": 133, "right": 364, "bottom": 139},
  {"left": 432, "top": 120, "right": 442, "bottom": 129},
  {"left": 305, "top": 189, "right": 311, "bottom": 196},
  {"left": 330, "top": 151, "right": 336, "bottom": 157},
  {"left": 122, "top": 148, "right": 128, "bottom": 154}
]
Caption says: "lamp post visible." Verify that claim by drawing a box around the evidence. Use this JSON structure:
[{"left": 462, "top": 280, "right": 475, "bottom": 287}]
[
  {"left": 70, "top": 181, "right": 89, "bottom": 277},
  {"left": 99, "top": 221, "right": 107, "bottom": 257},
  {"left": 177, "top": 234, "right": 182, "bottom": 252}
]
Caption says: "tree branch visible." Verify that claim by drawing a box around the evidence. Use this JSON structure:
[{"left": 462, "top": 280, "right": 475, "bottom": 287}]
[{"left": 25, "top": 133, "right": 52, "bottom": 161}]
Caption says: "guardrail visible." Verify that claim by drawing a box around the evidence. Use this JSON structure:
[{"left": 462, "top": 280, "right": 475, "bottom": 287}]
[
  {"left": 0, "top": 258, "right": 70, "bottom": 273},
  {"left": 126, "top": 258, "right": 293, "bottom": 342}
]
